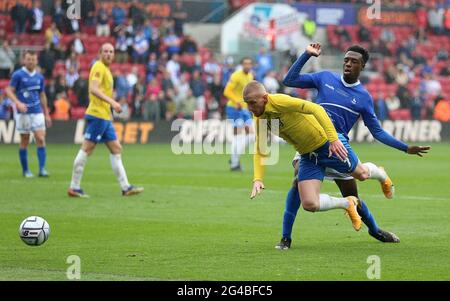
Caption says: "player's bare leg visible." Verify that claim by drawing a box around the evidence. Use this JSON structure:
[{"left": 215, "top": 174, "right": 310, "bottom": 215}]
[
  {"left": 351, "top": 162, "right": 394, "bottom": 199},
  {"left": 34, "top": 129, "right": 49, "bottom": 177},
  {"left": 19, "top": 133, "right": 33, "bottom": 177},
  {"left": 299, "top": 179, "right": 362, "bottom": 231},
  {"left": 68, "top": 140, "right": 96, "bottom": 198},
  {"left": 105, "top": 140, "right": 143, "bottom": 196},
  {"left": 230, "top": 127, "right": 243, "bottom": 171}
]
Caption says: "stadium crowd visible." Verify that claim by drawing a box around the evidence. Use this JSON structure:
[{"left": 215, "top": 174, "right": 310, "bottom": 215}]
[{"left": 0, "top": 0, "right": 449, "bottom": 123}]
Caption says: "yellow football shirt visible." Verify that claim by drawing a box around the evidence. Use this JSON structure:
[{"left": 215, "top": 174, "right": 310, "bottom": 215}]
[
  {"left": 86, "top": 60, "right": 114, "bottom": 120},
  {"left": 253, "top": 94, "right": 339, "bottom": 181},
  {"left": 224, "top": 69, "right": 254, "bottom": 109}
]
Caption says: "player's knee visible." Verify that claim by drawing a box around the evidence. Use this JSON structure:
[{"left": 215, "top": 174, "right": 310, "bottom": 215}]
[{"left": 302, "top": 200, "right": 319, "bottom": 212}]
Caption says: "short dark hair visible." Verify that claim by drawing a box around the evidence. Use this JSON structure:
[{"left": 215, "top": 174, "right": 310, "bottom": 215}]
[
  {"left": 241, "top": 57, "right": 252, "bottom": 64},
  {"left": 346, "top": 45, "right": 369, "bottom": 65},
  {"left": 24, "top": 50, "right": 37, "bottom": 57}
]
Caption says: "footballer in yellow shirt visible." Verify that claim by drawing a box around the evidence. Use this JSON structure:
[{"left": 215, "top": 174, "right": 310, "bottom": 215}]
[
  {"left": 68, "top": 43, "right": 143, "bottom": 198},
  {"left": 243, "top": 81, "right": 362, "bottom": 231},
  {"left": 223, "top": 57, "right": 254, "bottom": 171}
]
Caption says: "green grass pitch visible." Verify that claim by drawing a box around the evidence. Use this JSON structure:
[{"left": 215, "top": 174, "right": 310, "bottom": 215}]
[{"left": 0, "top": 143, "right": 449, "bottom": 280}]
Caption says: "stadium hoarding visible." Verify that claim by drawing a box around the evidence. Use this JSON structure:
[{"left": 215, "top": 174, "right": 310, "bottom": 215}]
[
  {"left": 0, "top": 119, "right": 448, "bottom": 145},
  {"left": 292, "top": 2, "right": 356, "bottom": 26},
  {"left": 357, "top": 6, "right": 418, "bottom": 27}
]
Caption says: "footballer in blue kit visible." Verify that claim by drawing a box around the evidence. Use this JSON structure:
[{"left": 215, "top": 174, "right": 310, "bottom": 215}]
[
  {"left": 275, "top": 43, "right": 430, "bottom": 249},
  {"left": 5, "top": 50, "right": 52, "bottom": 178}
]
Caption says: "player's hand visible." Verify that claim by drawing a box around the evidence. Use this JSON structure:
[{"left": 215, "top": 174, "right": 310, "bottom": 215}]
[
  {"left": 306, "top": 43, "right": 322, "bottom": 57},
  {"left": 16, "top": 102, "right": 27, "bottom": 113},
  {"left": 45, "top": 113, "right": 52, "bottom": 128},
  {"left": 112, "top": 101, "right": 122, "bottom": 113},
  {"left": 329, "top": 140, "right": 348, "bottom": 162},
  {"left": 407, "top": 145, "right": 431, "bottom": 157},
  {"left": 250, "top": 180, "right": 265, "bottom": 199}
]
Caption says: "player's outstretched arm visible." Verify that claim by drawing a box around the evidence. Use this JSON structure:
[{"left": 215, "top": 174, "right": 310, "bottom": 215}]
[{"left": 282, "top": 43, "right": 321, "bottom": 89}]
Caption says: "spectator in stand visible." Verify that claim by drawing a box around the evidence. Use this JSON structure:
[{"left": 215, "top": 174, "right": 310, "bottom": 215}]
[
  {"left": 129, "top": 0, "right": 145, "bottom": 30},
  {"left": 445, "top": 7, "right": 450, "bottom": 35},
  {"left": 132, "top": 75, "right": 146, "bottom": 119},
  {"left": 436, "top": 49, "right": 448, "bottom": 61},
  {"left": 82, "top": 0, "right": 96, "bottom": 27},
  {"left": 166, "top": 54, "right": 181, "bottom": 86},
  {"left": 132, "top": 29, "right": 150, "bottom": 64},
  {"left": 221, "top": 56, "right": 234, "bottom": 89},
  {"left": 302, "top": 14, "right": 316, "bottom": 40},
  {"left": 96, "top": 2, "right": 110, "bottom": 37},
  {"left": 178, "top": 88, "right": 196, "bottom": 119},
  {"left": 210, "top": 74, "right": 223, "bottom": 112},
  {"left": 164, "top": 89, "right": 177, "bottom": 121},
  {"left": 45, "top": 77, "right": 57, "bottom": 113},
  {"left": 161, "top": 69, "right": 175, "bottom": 93},
  {"left": 385, "top": 91, "right": 401, "bottom": 114},
  {"left": 204, "top": 90, "right": 220, "bottom": 119},
  {"left": 180, "top": 35, "right": 198, "bottom": 55},
  {"left": 29, "top": 0, "right": 44, "bottom": 34},
  {"left": 112, "top": 0, "right": 126, "bottom": 30},
  {"left": 263, "top": 70, "right": 280, "bottom": 94},
  {"left": 55, "top": 74, "right": 68, "bottom": 95},
  {"left": 51, "top": 0, "right": 65, "bottom": 32},
  {"left": 0, "top": 92, "right": 13, "bottom": 120},
  {"left": 114, "top": 70, "right": 130, "bottom": 100},
  {"left": 380, "top": 28, "right": 395, "bottom": 44},
  {"left": 115, "top": 28, "right": 130, "bottom": 63},
  {"left": 255, "top": 47, "right": 274, "bottom": 82},
  {"left": 384, "top": 64, "right": 397, "bottom": 84},
  {"left": 358, "top": 24, "right": 370, "bottom": 42},
  {"left": 203, "top": 56, "right": 221, "bottom": 89},
  {"left": 334, "top": 26, "right": 351, "bottom": 44},
  {"left": 433, "top": 96, "right": 450, "bottom": 122},
  {"left": 11, "top": 0, "right": 29, "bottom": 34},
  {"left": 190, "top": 69, "right": 206, "bottom": 112},
  {"left": 159, "top": 18, "right": 174, "bottom": 37},
  {"left": 172, "top": 0, "right": 188, "bottom": 36},
  {"left": 395, "top": 65, "right": 410, "bottom": 87},
  {"left": 38, "top": 43, "right": 56, "bottom": 79},
  {"left": 0, "top": 41, "right": 16, "bottom": 79},
  {"left": 52, "top": 92, "right": 70, "bottom": 120},
  {"left": 146, "top": 52, "right": 159, "bottom": 82},
  {"left": 440, "top": 60, "right": 450, "bottom": 76},
  {"left": 175, "top": 73, "right": 191, "bottom": 106},
  {"left": 410, "top": 90, "right": 424, "bottom": 120},
  {"left": 65, "top": 66, "right": 79, "bottom": 88},
  {"left": 371, "top": 39, "right": 391, "bottom": 56},
  {"left": 164, "top": 29, "right": 182, "bottom": 58},
  {"left": 69, "top": 32, "right": 86, "bottom": 55},
  {"left": 114, "top": 96, "right": 131, "bottom": 121},
  {"left": 146, "top": 78, "right": 162, "bottom": 100},
  {"left": 65, "top": 52, "right": 80, "bottom": 72},
  {"left": 142, "top": 19, "right": 154, "bottom": 40},
  {"left": 424, "top": 73, "right": 442, "bottom": 97},
  {"left": 143, "top": 93, "right": 161, "bottom": 122},
  {"left": 148, "top": 27, "right": 161, "bottom": 56},
  {"left": 45, "top": 22, "right": 62, "bottom": 48},
  {"left": 428, "top": 6, "right": 445, "bottom": 35},
  {"left": 126, "top": 66, "right": 139, "bottom": 89},
  {"left": 375, "top": 92, "right": 388, "bottom": 121},
  {"left": 72, "top": 75, "right": 89, "bottom": 107}
]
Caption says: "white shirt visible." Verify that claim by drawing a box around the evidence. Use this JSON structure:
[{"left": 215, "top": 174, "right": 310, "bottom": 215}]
[{"left": 31, "top": 8, "right": 44, "bottom": 30}]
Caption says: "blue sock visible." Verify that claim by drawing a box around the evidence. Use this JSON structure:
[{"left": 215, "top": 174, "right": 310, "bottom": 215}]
[
  {"left": 37, "top": 147, "right": 46, "bottom": 172},
  {"left": 358, "top": 200, "right": 379, "bottom": 235},
  {"left": 19, "top": 148, "right": 29, "bottom": 173},
  {"left": 282, "top": 186, "right": 301, "bottom": 240}
]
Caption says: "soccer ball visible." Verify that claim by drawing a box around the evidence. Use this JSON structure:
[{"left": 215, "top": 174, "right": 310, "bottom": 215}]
[{"left": 19, "top": 216, "right": 50, "bottom": 246}]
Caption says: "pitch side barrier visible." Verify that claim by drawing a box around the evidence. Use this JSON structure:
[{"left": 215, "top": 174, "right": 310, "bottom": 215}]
[{"left": 0, "top": 119, "right": 447, "bottom": 144}]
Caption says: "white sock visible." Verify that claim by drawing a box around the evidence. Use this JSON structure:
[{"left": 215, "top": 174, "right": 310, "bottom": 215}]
[
  {"left": 318, "top": 194, "right": 349, "bottom": 211},
  {"left": 231, "top": 135, "right": 239, "bottom": 168},
  {"left": 110, "top": 154, "right": 130, "bottom": 191},
  {"left": 70, "top": 149, "right": 88, "bottom": 190},
  {"left": 363, "top": 162, "right": 387, "bottom": 182},
  {"left": 236, "top": 134, "right": 247, "bottom": 155}
]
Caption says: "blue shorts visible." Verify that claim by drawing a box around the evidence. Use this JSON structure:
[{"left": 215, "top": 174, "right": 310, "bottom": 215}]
[
  {"left": 226, "top": 106, "right": 253, "bottom": 128},
  {"left": 297, "top": 134, "right": 359, "bottom": 182},
  {"left": 84, "top": 114, "right": 117, "bottom": 143}
]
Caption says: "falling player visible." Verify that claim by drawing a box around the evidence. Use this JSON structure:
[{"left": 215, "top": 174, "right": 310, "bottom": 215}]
[{"left": 67, "top": 43, "right": 144, "bottom": 197}]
